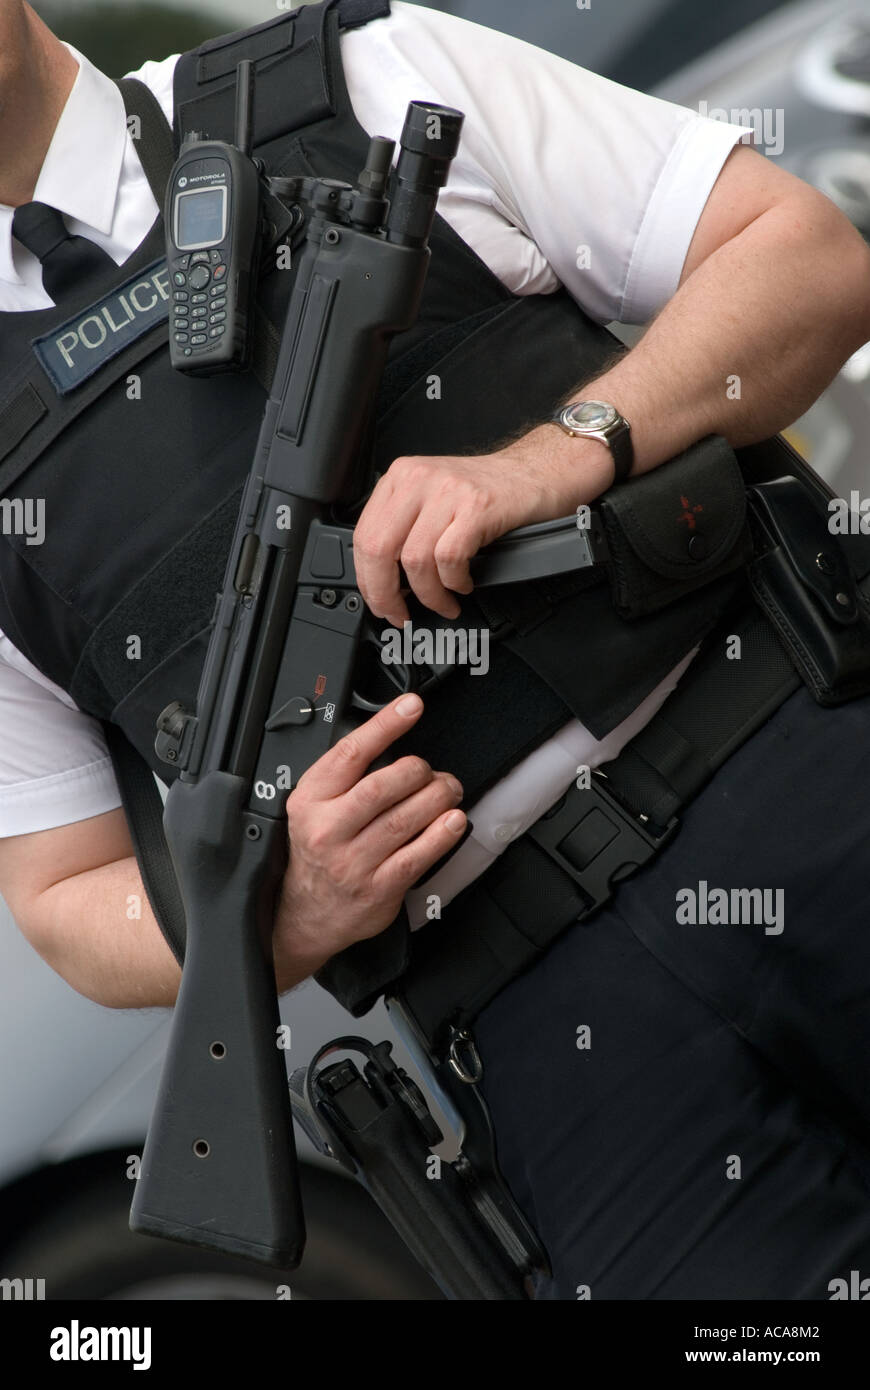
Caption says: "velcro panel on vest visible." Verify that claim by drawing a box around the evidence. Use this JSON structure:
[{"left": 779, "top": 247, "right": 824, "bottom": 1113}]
[
  {"left": 174, "top": 0, "right": 388, "bottom": 149},
  {"left": 191, "top": 0, "right": 387, "bottom": 85},
  {"left": 0, "top": 382, "right": 45, "bottom": 465},
  {"left": 598, "top": 434, "right": 754, "bottom": 618},
  {"left": 178, "top": 46, "right": 331, "bottom": 148},
  {"left": 70, "top": 482, "right": 245, "bottom": 745},
  {"left": 194, "top": 12, "right": 296, "bottom": 84}
]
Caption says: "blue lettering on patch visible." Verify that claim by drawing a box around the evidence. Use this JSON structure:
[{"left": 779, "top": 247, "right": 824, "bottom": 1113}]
[{"left": 31, "top": 258, "right": 170, "bottom": 395}]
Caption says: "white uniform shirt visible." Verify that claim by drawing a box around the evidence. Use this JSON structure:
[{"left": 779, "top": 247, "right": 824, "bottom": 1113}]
[{"left": 0, "top": 2, "right": 750, "bottom": 927}]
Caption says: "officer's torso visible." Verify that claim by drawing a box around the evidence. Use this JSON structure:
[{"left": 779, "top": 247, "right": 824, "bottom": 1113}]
[{"left": 0, "top": 0, "right": 761, "bottom": 812}]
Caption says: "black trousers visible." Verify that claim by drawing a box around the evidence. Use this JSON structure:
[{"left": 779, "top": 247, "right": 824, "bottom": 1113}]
[{"left": 471, "top": 684, "right": 870, "bottom": 1300}]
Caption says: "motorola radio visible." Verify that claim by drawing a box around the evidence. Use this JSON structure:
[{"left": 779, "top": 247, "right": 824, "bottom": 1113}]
[{"left": 165, "top": 60, "right": 262, "bottom": 374}]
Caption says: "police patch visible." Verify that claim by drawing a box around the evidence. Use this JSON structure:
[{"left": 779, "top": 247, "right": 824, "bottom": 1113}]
[{"left": 31, "top": 259, "right": 170, "bottom": 395}]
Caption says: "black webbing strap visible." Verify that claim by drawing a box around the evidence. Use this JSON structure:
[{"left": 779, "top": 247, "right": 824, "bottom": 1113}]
[
  {"left": 116, "top": 78, "right": 176, "bottom": 204},
  {"left": 102, "top": 720, "right": 186, "bottom": 968},
  {"left": 598, "top": 594, "right": 800, "bottom": 828},
  {"left": 393, "top": 598, "right": 803, "bottom": 1051}
]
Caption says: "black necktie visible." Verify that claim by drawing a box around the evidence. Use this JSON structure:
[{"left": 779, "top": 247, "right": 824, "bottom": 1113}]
[{"left": 11, "top": 200, "right": 117, "bottom": 302}]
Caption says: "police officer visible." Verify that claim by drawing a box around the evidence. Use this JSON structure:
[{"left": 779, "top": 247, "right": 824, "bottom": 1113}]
[{"left": 1, "top": 0, "right": 869, "bottom": 1300}]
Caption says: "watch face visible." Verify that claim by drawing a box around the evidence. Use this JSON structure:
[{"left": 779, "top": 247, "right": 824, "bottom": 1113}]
[{"left": 564, "top": 401, "right": 618, "bottom": 431}]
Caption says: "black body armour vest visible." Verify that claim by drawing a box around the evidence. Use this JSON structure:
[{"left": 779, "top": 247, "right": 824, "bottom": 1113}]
[{"left": 0, "top": 0, "right": 804, "bottom": 1012}]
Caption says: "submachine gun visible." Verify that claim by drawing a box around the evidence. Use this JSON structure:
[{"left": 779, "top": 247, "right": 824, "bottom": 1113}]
[{"left": 129, "top": 62, "right": 576, "bottom": 1300}]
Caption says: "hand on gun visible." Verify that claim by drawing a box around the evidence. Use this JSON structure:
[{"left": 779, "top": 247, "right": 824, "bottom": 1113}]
[
  {"left": 271, "top": 692, "right": 465, "bottom": 990},
  {"left": 352, "top": 437, "right": 615, "bottom": 626}
]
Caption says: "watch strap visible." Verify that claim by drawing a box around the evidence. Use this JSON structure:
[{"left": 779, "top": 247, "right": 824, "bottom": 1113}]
[{"left": 608, "top": 419, "right": 633, "bottom": 485}]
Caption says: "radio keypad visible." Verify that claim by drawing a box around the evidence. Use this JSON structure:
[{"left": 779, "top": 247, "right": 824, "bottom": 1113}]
[{"left": 171, "top": 248, "right": 229, "bottom": 352}]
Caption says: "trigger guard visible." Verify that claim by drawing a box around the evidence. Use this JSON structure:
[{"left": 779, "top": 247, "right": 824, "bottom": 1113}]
[{"left": 349, "top": 661, "right": 414, "bottom": 713}]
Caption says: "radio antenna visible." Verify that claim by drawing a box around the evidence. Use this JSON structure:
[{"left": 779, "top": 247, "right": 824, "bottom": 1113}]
[{"left": 235, "top": 59, "right": 255, "bottom": 157}]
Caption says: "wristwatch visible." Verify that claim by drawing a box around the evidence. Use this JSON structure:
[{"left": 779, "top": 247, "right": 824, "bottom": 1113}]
[{"left": 549, "top": 400, "right": 633, "bottom": 484}]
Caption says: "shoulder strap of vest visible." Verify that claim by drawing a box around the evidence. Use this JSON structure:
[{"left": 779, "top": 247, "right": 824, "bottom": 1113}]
[
  {"left": 115, "top": 77, "right": 175, "bottom": 206},
  {"left": 336, "top": 0, "right": 391, "bottom": 28}
]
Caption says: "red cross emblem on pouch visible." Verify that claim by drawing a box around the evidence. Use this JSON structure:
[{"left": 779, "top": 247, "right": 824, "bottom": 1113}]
[{"left": 678, "top": 495, "right": 703, "bottom": 530}]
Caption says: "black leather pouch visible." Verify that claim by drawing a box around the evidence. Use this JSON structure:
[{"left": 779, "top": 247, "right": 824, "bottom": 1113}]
[
  {"left": 598, "top": 433, "right": 754, "bottom": 618},
  {"left": 748, "top": 476, "right": 870, "bottom": 705}
]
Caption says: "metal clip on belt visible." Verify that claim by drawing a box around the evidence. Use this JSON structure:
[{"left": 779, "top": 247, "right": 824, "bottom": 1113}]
[{"left": 525, "top": 772, "right": 679, "bottom": 915}]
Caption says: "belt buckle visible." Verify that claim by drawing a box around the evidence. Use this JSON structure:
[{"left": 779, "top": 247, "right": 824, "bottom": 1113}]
[{"left": 525, "top": 774, "right": 678, "bottom": 916}]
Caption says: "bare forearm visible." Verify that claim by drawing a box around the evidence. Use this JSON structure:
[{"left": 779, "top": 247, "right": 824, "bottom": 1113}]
[
  {"left": 30, "top": 854, "right": 322, "bottom": 1009},
  {"left": 523, "top": 196, "right": 870, "bottom": 485},
  {"left": 31, "top": 857, "right": 182, "bottom": 1009}
]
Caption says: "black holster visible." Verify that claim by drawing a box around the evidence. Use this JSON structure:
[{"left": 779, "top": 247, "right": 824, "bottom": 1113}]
[{"left": 748, "top": 475, "right": 870, "bottom": 705}]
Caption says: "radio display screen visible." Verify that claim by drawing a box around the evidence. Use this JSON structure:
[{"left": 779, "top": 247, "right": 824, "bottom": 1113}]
[{"left": 176, "top": 187, "right": 226, "bottom": 250}]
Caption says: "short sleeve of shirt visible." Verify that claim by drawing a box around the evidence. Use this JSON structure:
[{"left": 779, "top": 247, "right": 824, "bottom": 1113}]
[
  {"left": 347, "top": 2, "right": 754, "bottom": 323},
  {"left": 0, "top": 635, "right": 121, "bottom": 838}
]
